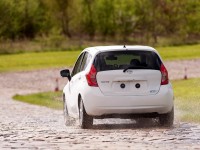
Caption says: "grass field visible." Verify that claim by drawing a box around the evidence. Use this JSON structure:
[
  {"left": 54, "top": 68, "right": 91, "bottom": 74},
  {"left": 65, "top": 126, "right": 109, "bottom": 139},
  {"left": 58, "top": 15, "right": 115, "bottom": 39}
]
[
  {"left": 158, "top": 44, "right": 200, "bottom": 60},
  {"left": 0, "top": 51, "right": 80, "bottom": 72},
  {"left": 172, "top": 78, "right": 200, "bottom": 123},
  {"left": 13, "top": 78, "right": 200, "bottom": 123},
  {"left": 13, "top": 91, "right": 63, "bottom": 110},
  {"left": 1, "top": 44, "right": 200, "bottom": 72}
]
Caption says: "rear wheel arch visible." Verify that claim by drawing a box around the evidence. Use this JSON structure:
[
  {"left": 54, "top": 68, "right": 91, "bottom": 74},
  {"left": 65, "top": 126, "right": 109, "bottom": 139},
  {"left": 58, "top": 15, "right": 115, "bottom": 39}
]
[
  {"left": 78, "top": 94, "right": 89, "bottom": 115},
  {"left": 78, "top": 94, "right": 82, "bottom": 111},
  {"left": 78, "top": 94, "right": 93, "bottom": 129}
]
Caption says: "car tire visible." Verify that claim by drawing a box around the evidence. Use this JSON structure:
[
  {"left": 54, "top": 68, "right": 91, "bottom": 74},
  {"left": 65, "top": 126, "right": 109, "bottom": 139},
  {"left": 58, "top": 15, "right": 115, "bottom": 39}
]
[
  {"left": 63, "top": 94, "right": 74, "bottom": 126},
  {"left": 79, "top": 98, "right": 93, "bottom": 129},
  {"left": 159, "top": 107, "right": 174, "bottom": 127}
]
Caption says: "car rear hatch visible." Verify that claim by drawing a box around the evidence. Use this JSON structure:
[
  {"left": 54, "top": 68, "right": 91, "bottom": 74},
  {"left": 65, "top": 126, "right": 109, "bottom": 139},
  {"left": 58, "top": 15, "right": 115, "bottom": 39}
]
[{"left": 94, "top": 50, "right": 162, "bottom": 96}]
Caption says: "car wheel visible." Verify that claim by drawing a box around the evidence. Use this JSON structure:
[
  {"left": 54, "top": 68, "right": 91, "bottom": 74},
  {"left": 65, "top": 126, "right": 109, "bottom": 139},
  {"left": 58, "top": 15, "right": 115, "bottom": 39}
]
[
  {"left": 159, "top": 107, "right": 174, "bottom": 127},
  {"left": 63, "top": 94, "right": 74, "bottom": 126},
  {"left": 79, "top": 98, "right": 93, "bottom": 129}
]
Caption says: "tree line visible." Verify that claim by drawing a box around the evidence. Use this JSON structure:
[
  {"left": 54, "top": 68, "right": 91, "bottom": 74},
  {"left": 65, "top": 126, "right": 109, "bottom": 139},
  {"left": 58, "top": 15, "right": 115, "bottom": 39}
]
[{"left": 0, "top": 0, "right": 200, "bottom": 45}]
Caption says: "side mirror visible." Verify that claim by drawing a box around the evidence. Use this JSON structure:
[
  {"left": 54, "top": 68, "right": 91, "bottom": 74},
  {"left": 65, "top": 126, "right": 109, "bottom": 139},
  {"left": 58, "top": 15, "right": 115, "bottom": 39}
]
[{"left": 60, "top": 69, "right": 71, "bottom": 81}]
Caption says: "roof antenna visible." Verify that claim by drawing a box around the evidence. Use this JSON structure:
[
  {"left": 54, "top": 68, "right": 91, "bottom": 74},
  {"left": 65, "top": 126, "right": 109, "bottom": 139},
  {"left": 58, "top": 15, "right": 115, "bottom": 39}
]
[{"left": 123, "top": 45, "right": 126, "bottom": 48}]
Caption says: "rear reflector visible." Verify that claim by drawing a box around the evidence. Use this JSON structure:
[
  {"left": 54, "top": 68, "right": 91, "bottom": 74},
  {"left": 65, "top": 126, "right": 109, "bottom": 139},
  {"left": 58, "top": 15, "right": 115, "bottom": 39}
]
[
  {"left": 86, "top": 65, "right": 98, "bottom": 87},
  {"left": 160, "top": 63, "right": 169, "bottom": 85}
]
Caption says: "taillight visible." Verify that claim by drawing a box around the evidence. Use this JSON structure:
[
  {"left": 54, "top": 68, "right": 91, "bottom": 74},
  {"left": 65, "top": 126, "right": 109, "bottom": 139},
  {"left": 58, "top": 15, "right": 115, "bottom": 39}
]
[
  {"left": 160, "top": 63, "right": 169, "bottom": 85},
  {"left": 86, "top": 65, "right": 98, "bottom": 87}
]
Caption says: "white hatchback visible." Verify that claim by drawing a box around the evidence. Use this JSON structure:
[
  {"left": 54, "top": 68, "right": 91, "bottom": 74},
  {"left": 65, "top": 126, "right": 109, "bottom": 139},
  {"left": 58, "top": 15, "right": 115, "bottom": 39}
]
[{"left": 60, "top": 46, "right": 174, "bottom": 129}]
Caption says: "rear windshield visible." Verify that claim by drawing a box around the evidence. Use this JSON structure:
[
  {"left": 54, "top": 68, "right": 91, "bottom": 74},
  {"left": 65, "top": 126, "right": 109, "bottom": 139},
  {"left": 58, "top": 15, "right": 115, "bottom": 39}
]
[{"left": 93, "top": 50, "right": 161, "bottom": 72}]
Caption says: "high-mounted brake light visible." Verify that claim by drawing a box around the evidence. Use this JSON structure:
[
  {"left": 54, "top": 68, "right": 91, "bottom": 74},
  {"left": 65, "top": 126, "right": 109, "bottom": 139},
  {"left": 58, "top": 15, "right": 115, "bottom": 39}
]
[
  {"left": 86, "top": 65, "right": 98, "bottom": 87},
  {"left": 160, "top": 63, "right": 169, "bottom": 85}
]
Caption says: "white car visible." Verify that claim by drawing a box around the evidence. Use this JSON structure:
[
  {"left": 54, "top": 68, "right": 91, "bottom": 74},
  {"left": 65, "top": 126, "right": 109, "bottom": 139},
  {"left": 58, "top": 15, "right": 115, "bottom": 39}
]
[{"left": 60, "top": 45, "right": 174, "bottom": 129}]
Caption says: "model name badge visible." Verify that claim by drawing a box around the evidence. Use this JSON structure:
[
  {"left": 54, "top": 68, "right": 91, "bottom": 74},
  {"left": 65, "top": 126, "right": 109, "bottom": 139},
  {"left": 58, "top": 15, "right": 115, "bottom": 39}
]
[
  {"left": 126, "top": 70, "right": 133, "bottom": 74},
  {"left": 150, "top": 90, "right": 157, "bottom": 93},
  {"left": 101, "top": 81, "right": 109, "bottom": 83}
]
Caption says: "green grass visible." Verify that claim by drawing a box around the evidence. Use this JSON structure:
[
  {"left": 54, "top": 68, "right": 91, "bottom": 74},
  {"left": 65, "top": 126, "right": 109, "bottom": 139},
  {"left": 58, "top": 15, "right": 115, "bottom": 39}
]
[
  {"left": 13, "top": 91, "right": 63, "bottom": 110},
  {"left": 157, "top": 44, "right": 200, "bottom": 60},
  {"left": 0, "top": 51, "right": 81, "bottom": 72},
  {"left": 1, "top": 44, "right": 200, "bottom": 72},
  {"left": 172, "top": 78, "right": 200, "bottom": 123}
]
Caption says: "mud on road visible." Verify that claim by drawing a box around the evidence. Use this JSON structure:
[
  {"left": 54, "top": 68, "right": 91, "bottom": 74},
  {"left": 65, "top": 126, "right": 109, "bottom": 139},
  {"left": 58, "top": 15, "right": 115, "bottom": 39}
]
[{"left": 0, "top": 59, "right": 200, "bottom": 149}]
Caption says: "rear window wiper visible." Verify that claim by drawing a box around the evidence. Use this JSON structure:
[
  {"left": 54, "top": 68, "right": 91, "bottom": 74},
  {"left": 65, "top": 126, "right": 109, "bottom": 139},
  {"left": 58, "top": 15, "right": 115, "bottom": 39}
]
[{"left": 123, "top": 66, "right": 147, "bottom": 72}]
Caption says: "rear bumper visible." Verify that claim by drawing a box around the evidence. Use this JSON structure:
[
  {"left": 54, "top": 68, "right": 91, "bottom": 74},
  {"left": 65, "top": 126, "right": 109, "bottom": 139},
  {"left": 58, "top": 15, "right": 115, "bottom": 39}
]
[{"left": 82, "top": 84, "right": 174, "bottom": 117}]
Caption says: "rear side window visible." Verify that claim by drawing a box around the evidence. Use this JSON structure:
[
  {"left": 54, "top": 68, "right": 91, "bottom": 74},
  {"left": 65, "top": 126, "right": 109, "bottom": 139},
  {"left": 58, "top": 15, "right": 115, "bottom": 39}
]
[
  {"left": 71, "top": 52, "right": 85, "bottom": 77},
  {"left": 80, "top": 52, "right": 92, "bottom": 71},
  {"left": 94, "top": 50, "right": 161, "bottom": 71}
]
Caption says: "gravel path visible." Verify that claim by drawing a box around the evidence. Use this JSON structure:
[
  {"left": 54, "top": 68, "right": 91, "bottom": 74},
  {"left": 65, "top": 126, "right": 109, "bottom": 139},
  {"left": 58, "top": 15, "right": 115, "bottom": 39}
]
[
  {"left": 165, "top": 59, "right": 200, "bottom": 80},
  {"left": 0, "top": 59, "right": 200, "bottom": 149}
]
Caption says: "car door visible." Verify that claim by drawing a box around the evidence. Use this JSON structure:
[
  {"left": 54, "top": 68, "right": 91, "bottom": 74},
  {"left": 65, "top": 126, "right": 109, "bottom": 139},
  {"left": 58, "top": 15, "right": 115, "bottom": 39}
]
[
  {"left": 68, "top": 52, "right": 92, "bottom": 117},
  {"left": 67, "top": 52, "right": 85, "bottom": 117}
]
